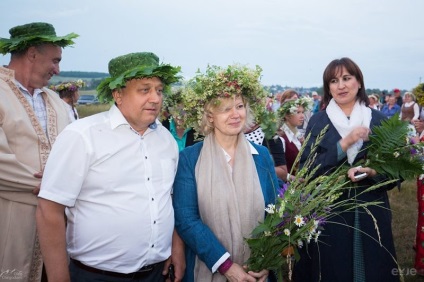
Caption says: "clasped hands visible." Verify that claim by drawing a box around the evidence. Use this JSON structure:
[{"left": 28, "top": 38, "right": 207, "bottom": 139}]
[{"left": 225, "top": 263, "right": 268, "bottom": 282}]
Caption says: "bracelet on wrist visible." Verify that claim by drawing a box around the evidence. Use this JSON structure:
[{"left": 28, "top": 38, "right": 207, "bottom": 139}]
[{"left": 218, "top": 258, "right": 233, "bottom": 275}]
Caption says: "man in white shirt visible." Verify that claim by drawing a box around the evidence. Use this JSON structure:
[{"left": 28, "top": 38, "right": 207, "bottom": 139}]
[{"left": 36, "top": 52, "right": 184, "bottom": 282}]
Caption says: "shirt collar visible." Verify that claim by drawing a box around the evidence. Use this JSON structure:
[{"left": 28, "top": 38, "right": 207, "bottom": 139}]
[
  {"left": 14, "top": 80, "right": 45, "bottom": 97},
  {"left": 223, "top": 142, "right": 258, "bottom": 163},
  {"left": 282, "top": 123, "right": 298, "bottom": 142}
]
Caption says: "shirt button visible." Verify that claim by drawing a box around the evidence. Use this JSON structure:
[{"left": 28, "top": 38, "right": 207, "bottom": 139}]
[
  {"left": 151, "top": 244, "right": 154, "bottom": 248},
  {"left": 152, "top": 198, "right": 154, "bottom": 201},
  {"left": 147, "top": 178, "right": 150, "bottom": 181},
  {"left": 145, "top": 156, "right": 147, "bottom": 159},
  {"left": 154, "top": 221, "right": 156, "bottom": 224}
]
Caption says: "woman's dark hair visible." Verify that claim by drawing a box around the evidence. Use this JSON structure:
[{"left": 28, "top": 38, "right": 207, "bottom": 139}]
[
  {"left": 322, "top": 57, "right": 368, "bottom": 108},
  {"left": 58, "top": 89, "right": 74, "bottom": 99}
]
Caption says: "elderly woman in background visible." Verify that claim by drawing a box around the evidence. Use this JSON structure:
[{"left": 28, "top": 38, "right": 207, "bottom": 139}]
[
  {"left": 368, "top": 93, "right": 380, "bottom": 110},
  {"left": 173, "top": 64, "right": 279, "bottom": 282},
  {"left": 293, "top": 57, "right": 399, "bottom": 282},
  {"left": 400, "top": 91, "right": 420, "bottom": 122}
]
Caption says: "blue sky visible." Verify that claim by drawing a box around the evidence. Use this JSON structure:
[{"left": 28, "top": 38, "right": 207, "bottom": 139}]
[{"left": 1, "top": 0, "right": 423, "bottom": 91}]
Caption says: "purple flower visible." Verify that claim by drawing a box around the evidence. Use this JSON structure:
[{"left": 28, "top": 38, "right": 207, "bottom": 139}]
[{"left": 278, "top": 183, "right": 288, "bottom": 199}]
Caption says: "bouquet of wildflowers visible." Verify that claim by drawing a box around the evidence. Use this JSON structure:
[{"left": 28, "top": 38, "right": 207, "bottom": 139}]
[
  {"left": 245, "top": 126, "right": 390, "bottom": 280},
  {"left": 245, "top": 115, "right": 424, "bottom": 281}
]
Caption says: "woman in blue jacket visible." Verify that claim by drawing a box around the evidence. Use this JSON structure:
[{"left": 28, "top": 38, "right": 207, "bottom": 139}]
[{"left": 172, "top": 64, "right": 279, "bottom": 282}]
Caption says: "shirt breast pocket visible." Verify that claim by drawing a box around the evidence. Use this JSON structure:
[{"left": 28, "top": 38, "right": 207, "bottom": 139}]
[{"left": 160, "top": 159, "right": 176, "bottom": 188}]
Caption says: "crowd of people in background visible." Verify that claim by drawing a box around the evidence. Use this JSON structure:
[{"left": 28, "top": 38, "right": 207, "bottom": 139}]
[{"left": 2, "top": 21, "right": 424, "bottom": 282}]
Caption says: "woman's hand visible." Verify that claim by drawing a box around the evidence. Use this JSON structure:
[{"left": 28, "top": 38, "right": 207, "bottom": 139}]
[
  {"left": 348, "top": 166, "right": 377, "bottom": 182},
  {"left": 246, "top": 268, "right": 269, "bottom": 282},
  {"left": 340, "top": 126, "right": 370, "bottom": 151},
  {"left": 224, "top": 263, "right": 257, "bottom": 282},
  {"left": 414, "top": 119, "right": 424, "bottom": 135}
]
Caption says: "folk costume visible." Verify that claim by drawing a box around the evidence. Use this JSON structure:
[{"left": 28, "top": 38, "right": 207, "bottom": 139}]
[{"left": 0, "top": 22, "right": 76, "bottom": 282}]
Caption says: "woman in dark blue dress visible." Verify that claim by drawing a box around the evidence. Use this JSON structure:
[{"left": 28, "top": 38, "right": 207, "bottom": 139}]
[{"left": 293, "top": 57, "right": 399, "bottom": 282}]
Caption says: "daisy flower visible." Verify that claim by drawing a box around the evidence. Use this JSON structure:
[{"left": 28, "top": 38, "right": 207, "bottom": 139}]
[{"left": 294, "top": 215, "right": 305, "bottom": 227}]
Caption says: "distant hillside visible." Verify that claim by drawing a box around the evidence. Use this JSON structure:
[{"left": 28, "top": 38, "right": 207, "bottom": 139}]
[
  {"left": 58, "top": 71, "right": 109, "bottom": 79},
  {"left": 49, "top": 71, "right": 109, "bottom": 89}
]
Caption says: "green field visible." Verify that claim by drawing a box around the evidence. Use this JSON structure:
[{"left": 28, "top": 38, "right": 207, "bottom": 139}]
[{"left": 79, "top": 90, "right": 97, "bottom": 96}]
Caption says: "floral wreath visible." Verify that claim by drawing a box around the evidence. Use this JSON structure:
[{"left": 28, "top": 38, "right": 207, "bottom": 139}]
[
  {"left": 277, "top": 96, "right": 313, "bottom": 119},
  {"left": 180, "top": 64, "right": 269, "bottom": 133},
  {"left": 50, "top": 79, "right": 86, "bottom": 92},
  {"left": 163, "top": 88, "right": 183, "bottom": 111},
  {"left": 413, "top": 83, "right": 424, "bottom": 106},
  {"left": 160, "top": 88, "right": 185, "bottom": 122}
]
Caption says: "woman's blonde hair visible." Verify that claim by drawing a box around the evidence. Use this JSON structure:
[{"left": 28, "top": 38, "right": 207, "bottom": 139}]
[{"left": 200, "top": 95, "right": 254, "bottom": 136}]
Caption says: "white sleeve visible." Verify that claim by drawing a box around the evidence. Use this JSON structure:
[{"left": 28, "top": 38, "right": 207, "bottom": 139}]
[
  {"left": 279, "top": 136, "right": 286, "bottom": 152},
  {"left": 38, "top": 128, "right": 91, "bottom": 207},
  {"left": 414, "top": 103, "right": 420, "bottom": 120}
]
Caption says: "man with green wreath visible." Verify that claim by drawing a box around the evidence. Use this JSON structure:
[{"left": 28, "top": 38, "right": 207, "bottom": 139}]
[
  {"left": 36, "top": 52, "right": 185, "bottom": 282},
  {"left": 0, "top": 22, "right": 78, "bottom": 282}
]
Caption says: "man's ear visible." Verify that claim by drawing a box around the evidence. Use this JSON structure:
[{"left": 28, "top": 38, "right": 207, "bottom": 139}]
[
  {"left": 112, "top": 89, "right": 122, "bottom": 105},
  {"left": 26, "top": 46, "right": 38, "bottom": 62}
]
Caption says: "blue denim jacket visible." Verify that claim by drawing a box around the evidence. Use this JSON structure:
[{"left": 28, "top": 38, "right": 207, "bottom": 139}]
[{"left": 173, "top": 141, "right": 278, "bottom": 281}]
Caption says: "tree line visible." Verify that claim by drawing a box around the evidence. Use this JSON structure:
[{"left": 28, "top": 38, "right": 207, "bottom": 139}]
[{"left": 54, "top": 72, "right": 396, "bottom": 95}]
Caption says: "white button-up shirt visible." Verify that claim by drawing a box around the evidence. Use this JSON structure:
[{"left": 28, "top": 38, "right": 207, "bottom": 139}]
[{"left": 39, "top": 105, "right": 179, "bottom": 272}]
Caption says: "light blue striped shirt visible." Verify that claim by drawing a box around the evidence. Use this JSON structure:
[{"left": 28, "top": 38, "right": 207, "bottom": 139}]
[{"left": 15, "top": 81, "right": 47, "bottom": 135}]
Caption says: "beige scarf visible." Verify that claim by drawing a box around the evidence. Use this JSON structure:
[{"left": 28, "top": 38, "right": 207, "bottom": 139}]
[{"left": 194, "top": 132, "right": 265, "bottom": 281}]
